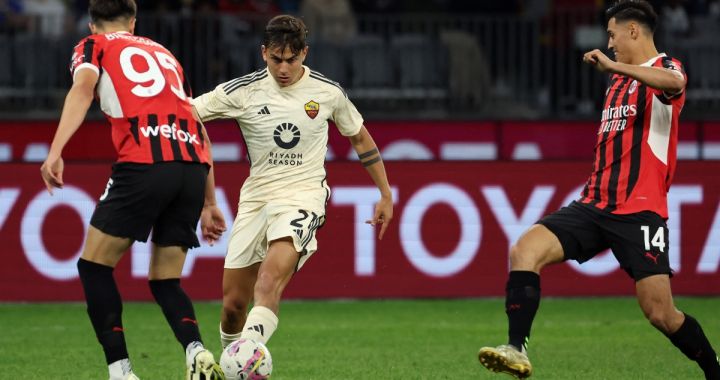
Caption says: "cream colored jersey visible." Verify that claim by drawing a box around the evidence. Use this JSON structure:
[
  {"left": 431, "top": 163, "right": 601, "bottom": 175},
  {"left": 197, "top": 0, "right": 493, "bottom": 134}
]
[{"left": 192, "top": 66, "right": 363, "bottom": 203}]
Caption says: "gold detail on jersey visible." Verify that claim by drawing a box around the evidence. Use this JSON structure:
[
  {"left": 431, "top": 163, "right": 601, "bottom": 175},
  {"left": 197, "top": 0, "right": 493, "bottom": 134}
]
[{"left": 304, "top": 100, "right": 319, "bottom": 119}]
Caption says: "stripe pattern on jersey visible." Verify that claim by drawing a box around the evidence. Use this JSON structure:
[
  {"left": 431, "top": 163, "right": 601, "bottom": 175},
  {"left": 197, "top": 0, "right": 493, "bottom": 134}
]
[
  {"left": 223, "top": 69, "right": 268, "bottom": 95},
  {"left": 309, "top": 71, "right": 347, "bottom": 97}
]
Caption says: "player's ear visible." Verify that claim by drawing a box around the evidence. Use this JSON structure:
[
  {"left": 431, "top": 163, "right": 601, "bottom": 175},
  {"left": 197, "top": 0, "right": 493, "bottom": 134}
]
[
  {"left": 629, "top": 22, "right": 639, "bottom": 39},
  {"left": 301, "top": 45, "right": 308, "bottom": 62},
  {"left": 129, "top": 18, "right": 136, "bottom": 34},
  {"left": 261, "top": 45, "right": 268, "bottom": 62},
  {"left": 88, "top": 22, "right": 96, "bottom": 34}
]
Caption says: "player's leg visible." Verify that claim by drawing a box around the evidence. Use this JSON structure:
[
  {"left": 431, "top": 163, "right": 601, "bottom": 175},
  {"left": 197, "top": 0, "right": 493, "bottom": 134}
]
[
  {"left": 239, "top": 237, "right": 298, "bottom": 345},
  {"left": 478, "top": 224, "right": 563, "bottom": 378},
  {"left": 220, "top": 264, "right": 260, "bottom": 348},
  {"left": 79, "top": 163, "right": 165, "bottom": 380},
  {"left": 149, "top": 162, "right": 223, "bottom": 379},
  {"left": 77, "top": 226, "right": 135, "bottom": 380},
  {"left": 636, "top": 275, "right": 720, "bottom": 379},
  {"left": 480, "top": 201, "right": 606, "bottom": 378}
]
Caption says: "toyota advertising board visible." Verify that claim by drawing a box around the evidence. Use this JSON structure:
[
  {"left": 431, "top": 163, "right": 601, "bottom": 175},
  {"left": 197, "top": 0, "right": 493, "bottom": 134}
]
[{"left": 1, "top": 162, "right": 719, "bottom": 301}]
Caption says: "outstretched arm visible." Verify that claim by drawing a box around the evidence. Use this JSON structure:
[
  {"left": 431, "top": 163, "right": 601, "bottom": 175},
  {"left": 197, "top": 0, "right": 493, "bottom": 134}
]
[
  {"left": 40, "top": 69, "right": 98, "bottom": 194},
  {"left": 348, "top": 125, "right": 393, "bottom": 240},
  {"left": 583, "top": 49, "right": 686, "bottom": 95}
]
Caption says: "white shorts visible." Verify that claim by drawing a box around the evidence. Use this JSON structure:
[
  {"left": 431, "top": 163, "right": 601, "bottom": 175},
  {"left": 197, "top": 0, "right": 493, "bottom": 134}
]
[{"left": 225, "top": 199, "right": 326, "bottom": 270}]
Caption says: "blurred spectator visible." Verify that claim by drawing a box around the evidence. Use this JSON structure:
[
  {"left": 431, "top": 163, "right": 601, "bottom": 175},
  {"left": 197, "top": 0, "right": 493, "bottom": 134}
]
[
  {"left": 276, "top": 0, "right": 299, "bottom": 13},
  {"left": 300, "top": 0, "right": 355, "bottom": 43},
  {"left": 0, "top": 0, "right": 29, "bottom": 34},
  {"left": 24, "top": 0, "right": 70, "bottom": 38},
  {"left": 662, "top": 0, "right": 691, "bottom": 37},
  {"left": 218, "top": 0, "right": 279, "bottom": 15},
  {"left": 352, "top": 0, "right": 401, "bottom": 13},
  {"left": 710, "top": 0, "right": 720, "bottom": 18}
]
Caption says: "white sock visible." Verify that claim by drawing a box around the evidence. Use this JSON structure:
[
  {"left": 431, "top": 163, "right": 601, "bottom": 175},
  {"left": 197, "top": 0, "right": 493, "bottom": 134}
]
[
  {"left": 185, "top": 340, "right": 205, "bottom": 367},
  {"left": 108, "top": 358, "right": 133, "bottom": 380},
  {"left": 220, "top": 323, "right": 244, "bottom": 349},
  {"left": 240, "top": 306, "right": 278, "bottom": 345}
]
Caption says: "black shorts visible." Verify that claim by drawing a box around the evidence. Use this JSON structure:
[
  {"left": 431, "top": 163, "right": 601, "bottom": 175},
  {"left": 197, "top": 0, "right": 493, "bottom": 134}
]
[
  {"left": 538, "top": 201, "right": 672, "bottom": 281},
  {"left": 90, "top": 161, "right": 209, "bottom": 248}
]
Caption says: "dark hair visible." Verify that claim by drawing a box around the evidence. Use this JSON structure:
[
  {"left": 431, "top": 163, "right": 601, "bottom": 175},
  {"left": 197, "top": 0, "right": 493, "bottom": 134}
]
[
  {"left": 263, "top": 15, "right": 308, "bottom": 54},
  {"left": 605, "top": 0, "right": 657, "bottom": 32},
  {"left": 89, "top": 0, "right": 137, "bottom": 24}
]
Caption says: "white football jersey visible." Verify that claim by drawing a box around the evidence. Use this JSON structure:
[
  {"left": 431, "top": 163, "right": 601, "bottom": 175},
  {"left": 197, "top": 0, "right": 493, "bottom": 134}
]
[{"left": 192, "top": 66, "right": 363, "bottom": 202}]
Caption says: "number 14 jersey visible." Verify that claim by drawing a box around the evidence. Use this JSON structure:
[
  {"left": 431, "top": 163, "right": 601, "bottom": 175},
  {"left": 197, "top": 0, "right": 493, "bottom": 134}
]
[{"left": 70, "top": 31, "right": 209, "bottom": 164}]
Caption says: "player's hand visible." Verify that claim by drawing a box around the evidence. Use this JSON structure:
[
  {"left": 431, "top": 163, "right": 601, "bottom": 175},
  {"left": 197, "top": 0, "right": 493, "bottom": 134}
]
[
  {"left": 366, "top": 195, "right": 393, "bottom": 240},
  {"left": 40, "top": 155, "right": 64, "bottom": 195},
  {"left": 583, "top": 49, "right": 616, "bottom": 73},
  {"left": 201, "top": 204, "right": 226, "bottom": 246}
]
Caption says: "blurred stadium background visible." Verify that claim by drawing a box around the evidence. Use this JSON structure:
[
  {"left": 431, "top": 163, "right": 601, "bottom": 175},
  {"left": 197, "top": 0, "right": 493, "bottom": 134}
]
[{"left": 1, "top": 0, "right": 719, "bottom": 377}]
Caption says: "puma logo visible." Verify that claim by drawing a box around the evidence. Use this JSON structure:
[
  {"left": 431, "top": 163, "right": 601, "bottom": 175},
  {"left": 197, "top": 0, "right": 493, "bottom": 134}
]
[{"left": 644, "top": 252, "right": 660, "bottom": 265}]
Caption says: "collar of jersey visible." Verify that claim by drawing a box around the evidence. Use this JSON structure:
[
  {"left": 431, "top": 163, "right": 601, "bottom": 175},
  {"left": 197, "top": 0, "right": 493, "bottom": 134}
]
[
  {"left": 268, "top": 65, "right": 310, "bottom": 90},
  {"left": 640, "top": 53, "right": 666, "bottom": 67}
]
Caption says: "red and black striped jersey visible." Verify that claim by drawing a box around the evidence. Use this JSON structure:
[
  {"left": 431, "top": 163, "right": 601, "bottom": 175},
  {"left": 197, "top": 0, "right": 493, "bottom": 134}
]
[
  {"left": 70, "top": 31, "right": 209, "bottom": 164},
  {"left": 579, "top": 54, "right": 686, "bottom": 218}
]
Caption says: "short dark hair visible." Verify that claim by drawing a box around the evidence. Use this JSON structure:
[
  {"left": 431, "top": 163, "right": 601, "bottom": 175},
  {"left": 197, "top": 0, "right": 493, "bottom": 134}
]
[
  {"left": 605, "top": 0, "right": 657, "bottom": 32},
  {"left": 89, "top": 0, "right": 137, "bottom": 25},
  {"left": 263, "top": 15, "right": 308, "bottom": 55}
]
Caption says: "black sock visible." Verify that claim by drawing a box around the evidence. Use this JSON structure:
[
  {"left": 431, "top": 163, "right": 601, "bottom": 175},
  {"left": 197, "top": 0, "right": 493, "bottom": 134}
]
[
  {"left": 149, "top": 279, "right": 202, "bottom": 349},
  {"left": 666, "top": 313, "right": 720, "bottom": 379},
  {"left": 77, "top": 258, "right": 129, "bottom": 365},
  {"left": 506, "top": 271, "right": 541, "bottom": 352}
]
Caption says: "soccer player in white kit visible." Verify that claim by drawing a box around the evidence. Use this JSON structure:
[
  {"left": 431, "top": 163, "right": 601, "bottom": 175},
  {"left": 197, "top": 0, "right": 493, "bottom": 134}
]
[{"left": 192, "top": 15, "right": 394, "bottom": 349}]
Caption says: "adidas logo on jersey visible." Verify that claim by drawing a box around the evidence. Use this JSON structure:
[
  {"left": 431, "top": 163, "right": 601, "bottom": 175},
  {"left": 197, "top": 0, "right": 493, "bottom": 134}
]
[
  {"left": 258, "top": 106, "right": 270, "bottom": 115},
  {"left": 247, "top": 324, "right": 265, "bottom": 336}
]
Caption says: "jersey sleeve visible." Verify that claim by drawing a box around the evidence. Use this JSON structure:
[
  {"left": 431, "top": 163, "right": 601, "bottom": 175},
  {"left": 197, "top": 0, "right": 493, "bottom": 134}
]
[
  {"left": 330, "top": 92, "right": 363, "bottom": 137},
  {"left": 69, "top": 37, "right": 101, "bottom": 81},
  {"left": 191, "top": 81, "right": 245, "bottom": 121},
  {"left": 660, "top": 56, "right": 687, "bottom": 100}
]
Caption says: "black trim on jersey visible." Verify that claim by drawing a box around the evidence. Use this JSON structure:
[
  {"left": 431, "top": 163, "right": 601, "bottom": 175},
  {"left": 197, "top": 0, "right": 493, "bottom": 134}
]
[
  {"left": 179, "top": 119, "right": 200, "bottom": 162},
  {"left": 604, "top": 80, "right": 634, "bottom": 212},
  {"left": 167, "top": 114, "right": 183, "bottom": 161},
  {"left": 625, "top": 84, "right": 647, "bottom": 200},
  {"left": 147, "top": 114, "right": 163, "bottom": 162},
  {"left": 223, "top": 69, "right": 268, "bottom": 95},
  {"left": 590, "top": 76, "right": 629, "bottom": 206},
  {"left": 309, "top": 72, "right": 347, "bottom": 98},
  {"left": 83, "top": 38, "right": 95, "bottom": 63},
  {"left": 128, "top": 116, "right": 140, "bottom": 145}
]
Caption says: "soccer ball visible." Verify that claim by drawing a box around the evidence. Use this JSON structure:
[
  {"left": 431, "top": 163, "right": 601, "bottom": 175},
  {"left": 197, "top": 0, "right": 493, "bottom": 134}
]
[{"left": 220, "top": 338, "right": 273, "bottom": 380}]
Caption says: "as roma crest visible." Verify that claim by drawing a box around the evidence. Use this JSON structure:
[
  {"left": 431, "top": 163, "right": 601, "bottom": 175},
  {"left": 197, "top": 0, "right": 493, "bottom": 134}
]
[{"left": 304, "top": 100, "right": 319, "bottom": 119}]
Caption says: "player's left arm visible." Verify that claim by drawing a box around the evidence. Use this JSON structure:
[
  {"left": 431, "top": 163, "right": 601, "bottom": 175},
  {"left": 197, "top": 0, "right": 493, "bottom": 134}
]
[
  {"left": 40, "top": 68, "right": 98, "bottom": 195},
  {"left": 583, "top": 49, "right": 686, "bottom": 95},
  {"left": 348, "top": 126, "right": 394, "bottom": 240}
]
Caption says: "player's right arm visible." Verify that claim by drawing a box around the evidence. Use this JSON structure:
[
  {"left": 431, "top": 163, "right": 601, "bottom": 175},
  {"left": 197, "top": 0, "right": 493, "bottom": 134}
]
[{"left": 40, "top": 68, "right": 98, "bottom": 195}]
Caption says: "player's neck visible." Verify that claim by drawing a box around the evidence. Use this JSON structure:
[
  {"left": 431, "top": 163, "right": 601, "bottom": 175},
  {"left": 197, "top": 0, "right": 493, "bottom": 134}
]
[
  {"left": 93, "top": 23, "right": 132, "bottom": 35},
  {"left": 628, "top": 42, "right": 659, "bottom": 65}
]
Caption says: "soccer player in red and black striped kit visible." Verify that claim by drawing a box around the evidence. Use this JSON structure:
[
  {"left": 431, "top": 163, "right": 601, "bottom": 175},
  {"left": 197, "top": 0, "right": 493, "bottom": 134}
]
[
  {"left": 478, "top": 1, "right": 720, "bottom": 379},
  {"left": 39, "top": 1, "right": 226, "bottom": 379}
]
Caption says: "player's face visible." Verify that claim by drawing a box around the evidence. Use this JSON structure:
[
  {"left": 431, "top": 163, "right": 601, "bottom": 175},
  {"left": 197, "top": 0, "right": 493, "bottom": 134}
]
[
  {"left": 606, "top": 18, "right": 636, "bottom": 64},
  {"left": 262, "top": 45, "right": 308, "bottom": 87}
]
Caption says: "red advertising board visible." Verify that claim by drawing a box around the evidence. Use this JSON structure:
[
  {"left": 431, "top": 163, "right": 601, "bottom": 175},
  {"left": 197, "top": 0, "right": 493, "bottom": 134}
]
[
  {"left": 1, "top": 161, "right": 719, "bottom": 301},
  {"left": 0, "top": 120, "right": 712, "bottom": 162}
]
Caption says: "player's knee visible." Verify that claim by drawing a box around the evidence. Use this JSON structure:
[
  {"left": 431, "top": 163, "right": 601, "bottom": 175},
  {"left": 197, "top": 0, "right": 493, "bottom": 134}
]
[
  {"left": 509, "top": 242, "right": 539, "bottom": 269},
  {"left": 222, "top": 295, "right": 249, "bottom": 323},
  {"left": 645, "top": 308, "right": 673, "bottom": 333}
]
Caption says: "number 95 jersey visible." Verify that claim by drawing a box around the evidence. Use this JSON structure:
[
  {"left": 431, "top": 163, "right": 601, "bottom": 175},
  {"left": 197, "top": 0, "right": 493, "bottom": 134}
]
[{"left": 70, "top": 31, "right": 209, "bottom": 165}]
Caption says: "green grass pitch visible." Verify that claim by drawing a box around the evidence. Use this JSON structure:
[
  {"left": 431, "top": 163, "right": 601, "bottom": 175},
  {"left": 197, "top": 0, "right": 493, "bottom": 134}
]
[{"left": 1, "top": 298, "right": 718, "bottom": 379}]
